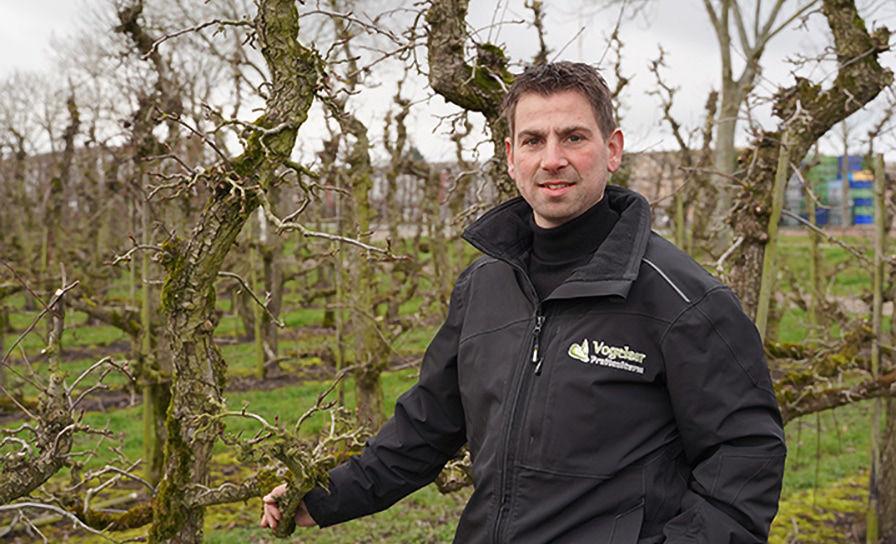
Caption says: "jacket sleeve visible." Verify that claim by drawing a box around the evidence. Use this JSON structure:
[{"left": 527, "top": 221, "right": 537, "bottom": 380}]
[
  {"left": 660, "top": 287, "right": 786, "bottom": 544},
  {"left": 302, "top": 276, "right": 469, "bottom": 527}
]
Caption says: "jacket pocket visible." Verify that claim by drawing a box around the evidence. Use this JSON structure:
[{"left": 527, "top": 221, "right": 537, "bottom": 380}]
[
  {"left": 610, "top": 500, "right": 645, "bottom": 544},
  {"left": 506, "top": 465, "right": 645, "bottom": 543}
]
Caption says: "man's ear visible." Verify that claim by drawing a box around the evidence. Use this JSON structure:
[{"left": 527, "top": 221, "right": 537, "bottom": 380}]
[
  {"left": 504, "top": 136, "right": 515, "bottom": 178},
  {"left": 606, "top": 129, "right": 624, "bottom": 173}
]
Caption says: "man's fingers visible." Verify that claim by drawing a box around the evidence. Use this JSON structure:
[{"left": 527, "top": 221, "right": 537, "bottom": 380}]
[
  {"left": 267, "top": 503, "right": 282, "bottom": 521},
  {"left": 263, "top": 502, "right": 282, "bottom": 522},
  {"left": 261, "top": 512, "right": 277, "bottom": 530},
  {"left": 268, "top": 483, "right": 287, "bottom": 498},
  {"left": 260, "top": 483, "right": 291, "bottom": 531}
]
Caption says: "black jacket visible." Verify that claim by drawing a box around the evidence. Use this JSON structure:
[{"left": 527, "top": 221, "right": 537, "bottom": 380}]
[{"left": 304, "top": 186, "right": 786, "bottom": 543}]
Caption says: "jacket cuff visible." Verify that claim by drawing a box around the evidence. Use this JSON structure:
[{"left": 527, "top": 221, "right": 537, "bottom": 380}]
[{"left": 302, "top": 484, "right": 341, "bottom": 528}]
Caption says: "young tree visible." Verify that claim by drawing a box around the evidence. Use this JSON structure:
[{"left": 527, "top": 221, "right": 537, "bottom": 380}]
[{"left": 114, "top": 0, "right": 186, "bottom": 486}]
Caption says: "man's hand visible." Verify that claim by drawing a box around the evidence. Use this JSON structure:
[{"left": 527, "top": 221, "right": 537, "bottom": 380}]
[{"left": 259, "top": 483, "right": 317, "bottom": 530}]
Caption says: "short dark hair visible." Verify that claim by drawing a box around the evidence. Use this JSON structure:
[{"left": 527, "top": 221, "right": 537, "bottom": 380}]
[{"left": 501, "top": 62, "right": 617, "bottom": 140}]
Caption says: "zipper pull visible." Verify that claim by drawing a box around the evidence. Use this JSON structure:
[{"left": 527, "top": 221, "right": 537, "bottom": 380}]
[{"left": 531, "top": 314, "right": 545, "bottom": 375}]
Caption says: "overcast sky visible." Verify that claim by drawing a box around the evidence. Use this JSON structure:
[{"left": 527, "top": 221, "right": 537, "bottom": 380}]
[{"left": 2, "top": 0, "right": 895, "bottom": 162}]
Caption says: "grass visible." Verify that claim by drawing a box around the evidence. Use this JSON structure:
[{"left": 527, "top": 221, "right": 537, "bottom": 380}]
[
  {"left": 771, "top": 472, "right": 868, "bottom": 544},
  {"left": 776, "top": 235, "right": 872, "bottom": 297},
  {"left": 782, "top": 400, "right": 877, "bottom": 497}
]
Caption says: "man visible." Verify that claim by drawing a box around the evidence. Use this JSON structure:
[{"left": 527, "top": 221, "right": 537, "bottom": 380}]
[{"left": 261, "top": 62, "right": 786, "bottom": 543}]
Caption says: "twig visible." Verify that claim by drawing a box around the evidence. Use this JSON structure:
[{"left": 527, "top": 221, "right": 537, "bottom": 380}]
[
  {"left": 217, "top": 271, "right": 285, "bottom": 328},
  {"left": 0, "top": 422, "right": 37, "bottom": 437},
  {"left": 1, "top": 282, "right": 79, "bottom": 367},
  {"left": 66, "top": 357, "right": 113, "bottom": 394},
  {"left": 678, "top": 166, "right": 748, "bottom": 188},
  {"left": 218, "top": 118, "right": 296, "bottom": 138},
  {"left": 790, "top": 160, "right": 829, "bottom": 210},
  {"left": 144, "top": 18, "right": 253, "bottom": 60},
  {"left": 294, "top": 366, "right": 357, "bottom": 434},
  {"left": 67, "top": 357, "right": 134, "bottom": 409},
  {"left": 0, "top": 383, "right": 37, "bottom": 420},
  {"left": 217, "top": 408, "right": 279, "bottom": 433},
  {"left": 106, "top": 245, "right": 164, "bottom": 266},
  {"left": 83, "top": 461, "right": 153, "bottom": 516},
  {"left": 256, "top": 191, "right": 406, "bottom": 260},
  {"left": 550, "top": 25, "right": 586, "bottom": 63},
  {"left": 81, "top": 463, "right": 156, "bottom": 496},
  {"left": 301, "top": 9, "right": 403, "bottom": 45},
  {"left": 650, "top": 176, "right": 696, "bottom": 206},
  {"left": 158, "top": 112, "right": 230, "bottom": 164},
  {"left": 715, "top": 236, "right": 744, "bottom": 274},
  {"left": 0, "top": 502, "right": 119, "bottom": 542},
  {"left": 0, "top": 436, "right": 32, "bottom": 458},
  {"left": 780, "top": 209, "right": 872, "bottom": 266},
  {"left": 0, "top": 260, "right": 48, "bottom": 309}
]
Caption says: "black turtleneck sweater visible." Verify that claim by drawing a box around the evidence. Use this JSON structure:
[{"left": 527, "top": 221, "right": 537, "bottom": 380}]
[{"left": 527, "top": 196, "right": 619, "bottom": 301}]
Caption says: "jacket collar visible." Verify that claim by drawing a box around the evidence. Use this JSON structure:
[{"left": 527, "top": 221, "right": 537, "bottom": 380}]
[{"left": 462, "top": 185, "right": 652, "bottom": 300}]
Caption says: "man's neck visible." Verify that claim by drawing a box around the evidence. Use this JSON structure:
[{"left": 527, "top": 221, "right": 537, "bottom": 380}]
[
  {"left": 530, "top": 197, "right": 615, "bottom": 264},
  {"left": 527, "top": 197, "right": 619, "bottom": 300}
]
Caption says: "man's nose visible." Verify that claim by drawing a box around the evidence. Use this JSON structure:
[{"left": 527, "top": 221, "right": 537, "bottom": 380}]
[{"left": 540, "top": 138, "right": 568, "bottom": 171}]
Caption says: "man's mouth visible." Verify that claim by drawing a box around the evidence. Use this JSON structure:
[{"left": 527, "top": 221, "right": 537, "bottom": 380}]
[{"left": 539, "top": 181, "right": 575, "bottom": 191}]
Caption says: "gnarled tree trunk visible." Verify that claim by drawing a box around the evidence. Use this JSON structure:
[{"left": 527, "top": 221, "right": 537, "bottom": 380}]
[
  {"left": 147, "top": 1, "right": 319, "bottom": 541},
  {"left": 726, "top": 0, "right": 892, "bottom": 318}
]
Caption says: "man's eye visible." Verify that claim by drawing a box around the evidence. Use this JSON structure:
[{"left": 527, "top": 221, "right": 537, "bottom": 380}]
[
  {"left": 523, "top": 138, "right": 540, "bottom": 146},
  {"left": 568, "top": 134, "right": 583, "bottom": 143}
]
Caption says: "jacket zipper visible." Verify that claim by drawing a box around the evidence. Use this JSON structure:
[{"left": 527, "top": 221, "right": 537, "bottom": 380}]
[
  {"left": 532, "top": 314, "right": 546, "bottom": 375},
  {"left": 492, "top": 265, "right": 543, "bottom": 543}
]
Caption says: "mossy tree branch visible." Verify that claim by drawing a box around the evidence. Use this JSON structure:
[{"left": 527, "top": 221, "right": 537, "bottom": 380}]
[
  {"left": 425, "top": 0, "right": 516, "bottom": 199},
  {"left": 768, "top": 320, "right": 896, "bottom": 424},
  {"left": 66, "top": 295, "right": 142, "bottom": 340},
  {"left": 57, "top": 470, "right": 276, "bottom": 533},
  {"left": 779, "top": 368, "right": 896, "bottom": 424}
]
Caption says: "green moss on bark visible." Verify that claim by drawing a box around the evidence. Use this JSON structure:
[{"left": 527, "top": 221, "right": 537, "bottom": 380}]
[
  {"left": 83, "top": 502, "right": 154, "bottom": 531},
  {"left": 149, "top": 408, "right": 194, "bottom": 541}
]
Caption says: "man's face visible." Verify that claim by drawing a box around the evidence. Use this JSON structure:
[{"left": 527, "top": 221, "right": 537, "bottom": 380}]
[{"left": 505, "top": 90, "right": 624, "bottom": 229}]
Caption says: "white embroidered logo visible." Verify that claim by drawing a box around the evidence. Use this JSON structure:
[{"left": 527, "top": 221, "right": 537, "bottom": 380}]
[
  {"left": 567, "top": 339, "right": 647, "bottom": 374},
  {"left": 567, "top": 339, "right": 590, "bottom": 363}
]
